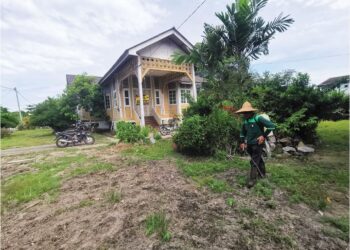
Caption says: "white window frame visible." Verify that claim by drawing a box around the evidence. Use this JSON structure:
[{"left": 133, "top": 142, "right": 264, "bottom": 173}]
[
  {"left": 181, "top": 89, "right": 191, "bottom": 104},
  {"left": 169, "top": 89, "right": 177, "bottom": 105},
  {"left": 123, "top": 89, "right": 130, "bottom": 107},
  {"left": 105, "top": 94, "right": 111, "bottom": 109},
  {"left": 155, "top": 89, "right": 161, "bottom": 106}
]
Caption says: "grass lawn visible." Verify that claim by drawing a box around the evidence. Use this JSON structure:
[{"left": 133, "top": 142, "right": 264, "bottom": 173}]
[
  {"left": 1, "top": 129, "right": 114, "bottom": 150},
  {"left": 1, "top": 128, "right": 54, "bottom": 150}
]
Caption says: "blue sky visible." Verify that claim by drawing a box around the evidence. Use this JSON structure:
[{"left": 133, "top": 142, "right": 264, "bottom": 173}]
[{"left": 1, "top": 0, "right": 349, "bottom": 111}]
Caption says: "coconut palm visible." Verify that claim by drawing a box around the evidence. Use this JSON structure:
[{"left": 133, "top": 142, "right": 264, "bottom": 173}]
[{"left": 173, "top": 0, "right": 294, "bottom": 71}]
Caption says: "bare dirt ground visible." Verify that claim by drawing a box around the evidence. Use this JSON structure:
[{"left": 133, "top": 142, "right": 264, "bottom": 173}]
[{"left": 1, "top": 145, "right": 348, "bottom": 250}]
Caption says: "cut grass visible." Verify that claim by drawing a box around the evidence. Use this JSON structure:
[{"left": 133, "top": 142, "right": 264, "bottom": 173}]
[
  {"left": 1, "top": 128, "right": 54, "bottom": 149},
  {"left": 145, "top": 211, "right": 171, "bottom": 242},
  {"left": 2, "top": 154, "right": 116, "bottom": 209},
  {"left": 242, "top": 217, "right": 295, "bottom": 248}
]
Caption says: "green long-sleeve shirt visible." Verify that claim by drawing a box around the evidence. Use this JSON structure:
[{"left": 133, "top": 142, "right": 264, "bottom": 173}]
[{"left": 240, "top": 114, "right": 276, "bottom": 145}]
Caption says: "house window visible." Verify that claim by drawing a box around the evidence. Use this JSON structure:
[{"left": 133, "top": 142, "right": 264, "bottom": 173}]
[
  {"left": 132, "top": 75, "right": 138, "bottom": 88},
  {"left": 105, "top": 94, "right": 111, "bottom": 109},
  {"left": 124, "top": 89, "right": 130, "bottom": 106},
  {"left": 155, "top": 90, "right": 161, "bottom": 105},
  {"left": 113, "top": 90, "right": 117, "bottom": 107},
  {"left": 169, "top": 90, "right": 176, "bottom": 104},
  {"left": 181, "top": 89, "right": 191, "bottom": 103}
]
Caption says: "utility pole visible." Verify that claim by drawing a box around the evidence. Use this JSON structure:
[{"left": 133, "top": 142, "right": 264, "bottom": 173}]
[{"left": 14, "top": 87, "right": 22, "bottom": 122}]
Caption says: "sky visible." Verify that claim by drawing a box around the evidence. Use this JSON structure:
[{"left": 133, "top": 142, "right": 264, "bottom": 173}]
[{"left": 1, "top": 0, "right": 349, "bottom": 111}]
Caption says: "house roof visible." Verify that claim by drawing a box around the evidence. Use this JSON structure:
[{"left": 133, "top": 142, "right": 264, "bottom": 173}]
[
  {"left": 99, "top": 27, "right": 194, "bottom": 85},
  {"left": 66, "top": 74, "right": 102, "bottom": 87},
  {"left": 318, "top": 75, "right": 350, "bottom": 88}
]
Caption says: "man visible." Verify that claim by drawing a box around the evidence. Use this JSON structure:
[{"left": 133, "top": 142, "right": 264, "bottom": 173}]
[{"left": 235, "top": 101, "right": 276, "bottom": 188}]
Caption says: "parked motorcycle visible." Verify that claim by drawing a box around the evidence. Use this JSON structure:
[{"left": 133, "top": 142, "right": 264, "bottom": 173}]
[{"left": 55, "top": 123, "right": 95, "bottom": 148}]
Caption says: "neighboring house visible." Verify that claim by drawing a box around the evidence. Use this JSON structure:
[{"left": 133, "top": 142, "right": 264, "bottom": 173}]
[
  {"left": 99, "top": 27, "right": 204, "bottom": 128},
  {"left": 318, "top": 75, "right": 350, "bottom": 94}
]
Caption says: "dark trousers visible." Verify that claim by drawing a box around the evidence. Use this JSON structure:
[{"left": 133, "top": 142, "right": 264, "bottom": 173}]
[{"left": 247, "top": 144, "right": 266, "bottom": 182}]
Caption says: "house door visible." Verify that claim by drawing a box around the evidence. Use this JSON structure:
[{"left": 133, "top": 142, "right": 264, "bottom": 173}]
[
  {"left": 135, "top": 89, "right": 151, "bottom": 116},
  {"left": 143, "top": 90, "right": 151, "bottom": 116}
]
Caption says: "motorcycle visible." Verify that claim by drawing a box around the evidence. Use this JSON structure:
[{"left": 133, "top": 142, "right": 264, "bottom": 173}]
[{"left": 55, "top": 123, "right": 95, "bottom": 148}]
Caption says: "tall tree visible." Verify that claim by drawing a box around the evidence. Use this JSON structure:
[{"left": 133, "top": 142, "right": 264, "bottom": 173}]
[
  {"left": 61, "top": 74, "right": 106, "bottom": 119},
  {"left": 173, "top": 0, "right": 294, "bottom": 105}
]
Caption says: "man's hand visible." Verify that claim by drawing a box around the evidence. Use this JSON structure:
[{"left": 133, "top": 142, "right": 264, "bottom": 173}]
[
  {"left": 240, "top": 143, "right": 247, "bottom": 151},
  {"left": 257, "top": 136, "right": 265, "bottom": 145}
]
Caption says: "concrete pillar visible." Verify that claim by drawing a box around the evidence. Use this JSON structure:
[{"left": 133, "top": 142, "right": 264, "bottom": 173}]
[
  {"left": 137, "top": 56, "right": 145, "bottom": 126},
  {"left": 176, "top": 82, "right": 182, "bottom": 116},
  {"left": 191, "top": 64, "right": 197, "bottom": 101}
]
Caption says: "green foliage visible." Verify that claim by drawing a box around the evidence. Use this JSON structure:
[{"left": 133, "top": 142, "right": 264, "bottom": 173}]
[
  {"left": 173, "top": 0, "right": 293, "bottom": 104},
  {"left": 29, "top": 97, "right": 76, "bottom": 131},
  {"left": 122, "top": 139, "right": 175, "bottom": 160},
  {"left": 173, "top": 115, "right": 209, "bottom": 155},
  {"left": 61, "top": 74, "right": 106, "bottom": 119},
  {"left": 116, "top": 121, "right": 149, "bottom": 143},
  {"left": 278, "top": 108, "right": 318, "bottom": 142},
  {"left": 226, "top": 197, "right": 236, "bottom": 207},
  {"left": 154, "top": 133, "right": 162, "bottom": 140},
  {"left": 248, "top": 71, "right": 349, "bottom": 142},
  {"left": 195, "top": 177, "right": 231, "bottom": 193},
  {"left": 145, "top": 211, "right": 171, "bottom": 242},
  {"left": 252, "top": 179, "right": 274, "bottom": 198},
  {"left": 174, "top": 106, "right": 241, "bottom": 156},
  {"left": 69, "top": 162, "right": 114, "bottom": 177},
  {"left": 1, "top": 107, "right": 19, "bottom": 128},
  {"left": 104, "top": 190, "right": 121, "bottom": 204}
]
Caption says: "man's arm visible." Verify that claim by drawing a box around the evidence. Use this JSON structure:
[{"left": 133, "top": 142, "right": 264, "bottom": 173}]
[{"left": 258, "top": 116, "right": 276, "bottom": 138}]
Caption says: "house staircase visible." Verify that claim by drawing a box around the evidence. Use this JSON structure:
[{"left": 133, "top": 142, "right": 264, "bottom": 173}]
[{"left": 144, "top": 116, "right": 159, "bottom": 129}]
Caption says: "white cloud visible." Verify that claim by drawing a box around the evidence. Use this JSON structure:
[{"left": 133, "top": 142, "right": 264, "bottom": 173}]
[
  {"left": 1, "top": 0, "right": 168, "bottom": 75},
  {"left": 269, "top": 0, "right": 350, "bottom": 9}
]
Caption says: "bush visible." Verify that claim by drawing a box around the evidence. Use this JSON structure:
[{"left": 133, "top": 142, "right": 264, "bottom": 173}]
[
  {"left": 115, "top": 121, "right": 149, "bottom": 143},
  {"left": 173, "top": 108, "right": 241, "bottom": 156},
  {"left": 173, "top": 115, "right": 209, "bottom": 155},
  {"left": 247, "top": 71, "right": 349, "bottom": 142}
]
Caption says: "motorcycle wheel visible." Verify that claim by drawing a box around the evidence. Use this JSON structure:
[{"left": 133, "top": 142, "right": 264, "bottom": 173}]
[
  {"left": 56, "top": 137, "right": 69, "bottom": 148},
  {"left": 84, "top": 135, "right": 95, "bottom": 145}
]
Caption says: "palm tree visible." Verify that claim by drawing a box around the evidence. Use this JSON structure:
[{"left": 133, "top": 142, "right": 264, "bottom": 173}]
[{"left": 173, "top": 0, "right": 294, "bottom": 72}]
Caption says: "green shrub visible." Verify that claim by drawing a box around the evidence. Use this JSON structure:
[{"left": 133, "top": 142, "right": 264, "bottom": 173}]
[
  {"left": 116, "top": 121, "right": 149, "bottom": 143},
  {"left": 248, "top": 71, "right": 349, "bottom": 142},
  {"left": 173, "top": 108, "right": 241, "bottom": 156},
  {"left": 173, "top": 115, "right": 209, "bottom": 155},
  {"left": 154, "top": 133, "right": 162, "bottom": 140}
]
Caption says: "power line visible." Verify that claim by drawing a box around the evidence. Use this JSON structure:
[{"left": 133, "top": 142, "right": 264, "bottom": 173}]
[
  {"left": 0, "top": 85, "right": 14, "bottom": 90},
  {"left": 17, "top": 90, "right": 34, "bottom": 105},
  {"left": 252, "top": 53, "right": 350, "bottom": 66},
  {"left": 177, "top": 0, "right": 207, "bottom": 30}
]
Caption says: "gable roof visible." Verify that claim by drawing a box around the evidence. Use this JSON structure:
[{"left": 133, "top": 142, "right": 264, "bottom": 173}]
[
  {"left": 318, "top": 75, "right": 349, "bottom": 88},
  {"left": 99, "top": 27, "right": 194, "bottom": 85},
  {"left": 66, "top": 74, "right": 102, "bottom": 87}
]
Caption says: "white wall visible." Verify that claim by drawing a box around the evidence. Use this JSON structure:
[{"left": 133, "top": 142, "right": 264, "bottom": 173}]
[{"left": 138, "top": 38, "right": 186, "bottom": 60}]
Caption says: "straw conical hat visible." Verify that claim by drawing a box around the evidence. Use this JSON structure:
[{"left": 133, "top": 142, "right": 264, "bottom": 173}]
[{"left": 235, "top": 101, "right": 257, "bottom": 113}]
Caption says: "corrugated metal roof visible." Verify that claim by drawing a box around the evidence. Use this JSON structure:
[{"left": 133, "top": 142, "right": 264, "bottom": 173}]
[
  {"left": 66, "top": 74, "right": 102, "bottom": 87},
  {"left": 318, "top": 75, "right": 349, "bottom": 88}
]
